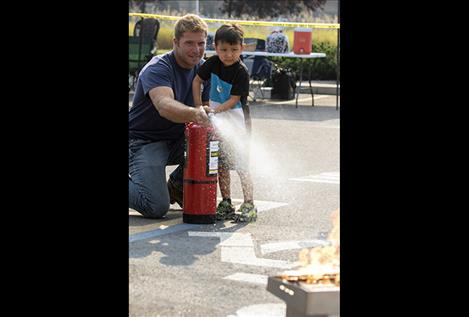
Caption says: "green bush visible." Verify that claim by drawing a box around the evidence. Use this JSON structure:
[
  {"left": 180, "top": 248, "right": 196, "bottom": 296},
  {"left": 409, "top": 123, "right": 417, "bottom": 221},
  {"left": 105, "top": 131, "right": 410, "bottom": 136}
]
[
  {"left": 269, "top": 41, "right": 338, "bottom": 81},
  {"left": 157, "top": 28, "right": 174, "bottom": 50}
]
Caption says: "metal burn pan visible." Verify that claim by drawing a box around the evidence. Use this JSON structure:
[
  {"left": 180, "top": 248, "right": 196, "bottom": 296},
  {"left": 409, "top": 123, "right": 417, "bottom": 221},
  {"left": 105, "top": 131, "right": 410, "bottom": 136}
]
[{"left": 267, "top": 276, "right": 340, "bottom": 317}]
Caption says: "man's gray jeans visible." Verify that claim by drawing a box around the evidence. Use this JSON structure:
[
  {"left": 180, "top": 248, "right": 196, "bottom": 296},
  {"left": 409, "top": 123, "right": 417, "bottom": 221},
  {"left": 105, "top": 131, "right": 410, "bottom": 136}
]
[{"left": 129, "top": 137, "right": 184, "bottom": 218}]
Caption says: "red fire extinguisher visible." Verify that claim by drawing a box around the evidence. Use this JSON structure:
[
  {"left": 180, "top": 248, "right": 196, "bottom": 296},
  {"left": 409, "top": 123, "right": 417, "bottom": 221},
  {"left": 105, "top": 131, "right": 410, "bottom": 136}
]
[{"left": 182, "top": 119, "right": 219, "bottom": 224}]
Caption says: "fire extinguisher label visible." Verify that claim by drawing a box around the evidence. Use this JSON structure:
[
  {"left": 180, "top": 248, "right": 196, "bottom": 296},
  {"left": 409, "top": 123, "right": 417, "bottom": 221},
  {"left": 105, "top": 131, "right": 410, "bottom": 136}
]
[{"left": 207, "top": 140, "right": 219, "bottom": 176}]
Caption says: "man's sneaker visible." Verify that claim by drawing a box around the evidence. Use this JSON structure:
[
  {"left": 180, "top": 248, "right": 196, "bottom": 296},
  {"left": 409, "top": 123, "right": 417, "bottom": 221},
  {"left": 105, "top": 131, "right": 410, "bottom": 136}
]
[
  {"left": 216, "top": 200, "right": 235, "bottom": 220},
  {"left": 167, "top": 179, "right": 183, "bottom": 208},
  {"left": 233, "top": 202, "right": 257, "bottom": 222}
]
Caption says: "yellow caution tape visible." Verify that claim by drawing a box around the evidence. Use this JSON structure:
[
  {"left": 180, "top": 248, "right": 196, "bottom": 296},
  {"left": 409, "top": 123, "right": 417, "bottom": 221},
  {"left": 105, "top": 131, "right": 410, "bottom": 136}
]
[{"left": 129, "top": 13, "right": 339, "bottom": 29}]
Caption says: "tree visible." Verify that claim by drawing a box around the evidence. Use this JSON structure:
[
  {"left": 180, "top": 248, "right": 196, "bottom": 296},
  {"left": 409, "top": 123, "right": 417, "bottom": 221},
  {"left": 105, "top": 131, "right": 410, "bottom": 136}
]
[
  {"left": 129, "top": 0, "right": 148, "bottom": 13},
  {"left": 221, "top": 0, "right": 327, "bottom": 18}
]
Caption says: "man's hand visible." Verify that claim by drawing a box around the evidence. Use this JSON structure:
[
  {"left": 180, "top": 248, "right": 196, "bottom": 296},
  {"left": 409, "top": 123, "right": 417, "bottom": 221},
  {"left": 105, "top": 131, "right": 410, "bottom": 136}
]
[
  {"left": 150, "top": 87, "right": 212, "bottom": 124},
  {"left": 193, "top": 106, "right": 210, "bottom": 126}
]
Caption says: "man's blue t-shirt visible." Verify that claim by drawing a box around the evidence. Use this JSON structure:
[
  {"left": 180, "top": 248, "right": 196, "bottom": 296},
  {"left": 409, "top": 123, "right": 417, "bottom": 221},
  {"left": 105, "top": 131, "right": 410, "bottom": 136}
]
[{"left": 129, "top": 51, "right": 210, "bottom": 141}]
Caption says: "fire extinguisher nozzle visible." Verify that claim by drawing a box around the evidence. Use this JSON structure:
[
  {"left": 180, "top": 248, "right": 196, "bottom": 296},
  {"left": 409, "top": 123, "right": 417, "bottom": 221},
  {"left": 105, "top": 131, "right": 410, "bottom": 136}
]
[{"left": 208, "top": 112, "right": 216, "bottom": 123}]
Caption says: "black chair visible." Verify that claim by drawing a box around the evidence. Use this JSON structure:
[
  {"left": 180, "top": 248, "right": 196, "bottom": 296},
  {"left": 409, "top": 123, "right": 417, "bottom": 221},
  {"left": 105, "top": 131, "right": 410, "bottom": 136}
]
[
  {"left": 129, "top": 18, "right": 160, "bottom": 91},
  {"left": 242, "top": 39, "right": 273, "bottom": 101},
  {"left": 206, "top": 32, "right": 215, "bottom": 50}
]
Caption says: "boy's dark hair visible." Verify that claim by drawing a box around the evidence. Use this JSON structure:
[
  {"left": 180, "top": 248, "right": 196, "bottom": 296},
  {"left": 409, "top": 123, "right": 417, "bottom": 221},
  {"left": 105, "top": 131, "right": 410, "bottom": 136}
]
[{"left": 214, "top": 24, "right": 244, "bottom": 46}]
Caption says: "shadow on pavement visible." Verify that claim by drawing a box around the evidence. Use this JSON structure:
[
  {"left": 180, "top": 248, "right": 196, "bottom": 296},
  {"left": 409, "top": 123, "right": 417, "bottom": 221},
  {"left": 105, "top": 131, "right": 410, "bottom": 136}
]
[
  {"left": 129, "top": 208, "right": 182, "bottom": 227},
  {"left": 129, "top": 220, "right": 249, "bottom": 266}
]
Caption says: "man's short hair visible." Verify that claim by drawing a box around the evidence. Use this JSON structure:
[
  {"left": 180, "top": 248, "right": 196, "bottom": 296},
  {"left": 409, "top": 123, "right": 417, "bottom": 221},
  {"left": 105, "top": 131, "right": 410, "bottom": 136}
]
[
  {"left": 214, "top": 24, "right": 244, "bottom": 46},
  {"left": 174, "top": 14, "right": 208, "bottom": 40}
]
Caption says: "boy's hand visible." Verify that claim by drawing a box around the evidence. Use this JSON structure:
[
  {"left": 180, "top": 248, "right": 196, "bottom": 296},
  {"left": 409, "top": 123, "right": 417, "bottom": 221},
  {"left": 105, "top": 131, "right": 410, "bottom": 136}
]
[{"left": 203, "top": 106, "right": 214, "bottom": 114}]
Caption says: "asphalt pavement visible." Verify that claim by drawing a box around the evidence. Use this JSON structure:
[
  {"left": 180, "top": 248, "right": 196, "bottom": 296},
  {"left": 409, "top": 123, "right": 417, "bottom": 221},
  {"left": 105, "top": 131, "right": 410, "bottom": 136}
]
[{"left": 129, "top": 93, "right": 340, "bottom": 317}]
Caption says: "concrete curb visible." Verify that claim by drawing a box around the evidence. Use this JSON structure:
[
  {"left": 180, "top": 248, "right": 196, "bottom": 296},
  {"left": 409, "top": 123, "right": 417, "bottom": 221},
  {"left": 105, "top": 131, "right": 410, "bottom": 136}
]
[
  {"left": 252, "top": 81, "right": 339, "bottom": 99},
  {"left": 298, "top": 81, "right": 340, "bottom": 95}
]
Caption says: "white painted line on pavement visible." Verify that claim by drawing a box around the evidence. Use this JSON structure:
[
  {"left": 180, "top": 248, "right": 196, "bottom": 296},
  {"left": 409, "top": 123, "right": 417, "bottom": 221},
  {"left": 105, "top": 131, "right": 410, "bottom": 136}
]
[
  {"left": 188, "top": 231, "right": 294, "bottom": 269},
  {"left": 260, "top": 239, "right": 330, "bottom": 255},
  {"left": 223, "top": 273, "right": 268, "bottom": 285},
  {"left": 221, "top": 246, "right": 293, "bottom": 268},
  {"left": 227, "top": 303, "right": 286, "bottom": 317},
  {"left": 230, "top": 199, "right": 288, "bottom": 213},
  {"left": 289, "top": 171, "right": 340, "bottom": 184}
]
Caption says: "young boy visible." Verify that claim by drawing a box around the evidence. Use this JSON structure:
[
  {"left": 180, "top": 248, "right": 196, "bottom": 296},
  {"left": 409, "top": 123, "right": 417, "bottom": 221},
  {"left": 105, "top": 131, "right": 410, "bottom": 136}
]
[{"left": 192, "top": 24, "right": 257, "bottom": 222}]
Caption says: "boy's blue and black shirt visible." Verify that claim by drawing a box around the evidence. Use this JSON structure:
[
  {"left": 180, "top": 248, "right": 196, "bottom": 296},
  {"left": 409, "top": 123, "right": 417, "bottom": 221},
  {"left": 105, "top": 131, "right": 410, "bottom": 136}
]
[
  {"left": 197, "top": 55, "right": 250, "bottom": 107},
  {"left": 197, "top": 55, "right": 251, "bottom": 131}
]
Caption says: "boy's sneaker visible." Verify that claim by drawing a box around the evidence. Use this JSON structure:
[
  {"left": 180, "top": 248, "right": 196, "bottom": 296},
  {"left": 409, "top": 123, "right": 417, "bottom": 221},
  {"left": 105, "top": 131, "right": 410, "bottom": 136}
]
[
  {"left": 167, "top": 178, "right": 183, "bottom": 208},
  {"left": 234, "top": 202, "right": 257, "bottom": 222},
  {"left": 216, "top": 200, "right": 235, "bottom": 220}
]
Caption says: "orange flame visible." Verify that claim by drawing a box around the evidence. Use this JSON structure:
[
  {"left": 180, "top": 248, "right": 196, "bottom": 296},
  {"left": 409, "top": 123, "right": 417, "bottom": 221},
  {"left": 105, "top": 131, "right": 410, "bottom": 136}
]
[{"left": 282, "top": 209, "right": 340, "bottom": 283}]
